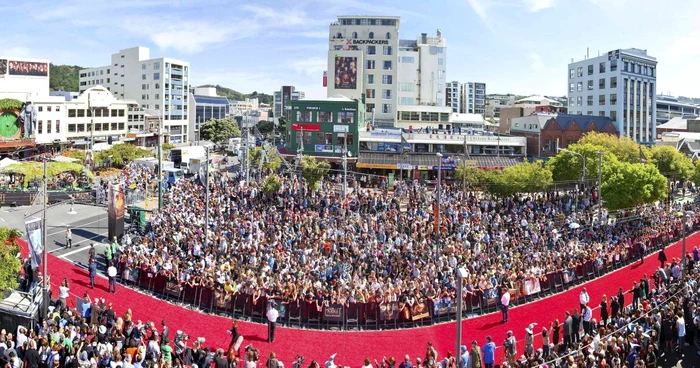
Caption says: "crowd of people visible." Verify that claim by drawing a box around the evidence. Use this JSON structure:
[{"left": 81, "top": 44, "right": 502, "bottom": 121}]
[{"left": 113, "top": 169, "right": 695, "bottom": 324}]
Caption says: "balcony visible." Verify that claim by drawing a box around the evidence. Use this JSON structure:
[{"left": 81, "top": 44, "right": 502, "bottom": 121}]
[
  {"left": 170, "top": 78, "right": 183, "bottom": 86},
  {"left": 170, "top": 68, "right": 184, "bottom": 76}
]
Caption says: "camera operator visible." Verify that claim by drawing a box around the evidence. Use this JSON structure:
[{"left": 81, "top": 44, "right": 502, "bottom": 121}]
[
  {"left": 227, "top": 320, "right": 242, "bottom": 355},
  {"left": 292, "top": 355, "right": 305, "bottom": 368}
]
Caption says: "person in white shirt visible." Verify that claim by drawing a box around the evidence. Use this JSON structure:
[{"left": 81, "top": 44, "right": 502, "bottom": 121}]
[
  {"left": 500, "top": 288, "right": 510, "bottom": 323},
  {"left": 66, "top": 226, "right": 72, "bottom": 248},
  {"left": 108, "top": 264, "right": 118, "bottom": 293},
  {"left": 677, "top": 312, "right": 686, "bottom": 355},
  {"left": 266, "top": 301, "right": 279, "bottom": 343},
  {"left": 58, "top": 278, "right": 70, "bottom": 311},
  {"left": 582, "top": 306, "right": 593, "bottom": 335},
  {"left": 579, "top": 288, "right": 590, "bottom": 313}
]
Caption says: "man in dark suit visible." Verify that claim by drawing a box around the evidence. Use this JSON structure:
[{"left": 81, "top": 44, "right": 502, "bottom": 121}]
[
  {"left": 563, "top": 311, "right": 572, "bottom": 349},
  {"left": 89, "top": 253, "right": 97, "bottom": 289},
  {"left": 571, "top": 309, "right": 581, "bottom": 344},
  {"left": 617, "top": 287, "right": 625, "bottom": 312}
]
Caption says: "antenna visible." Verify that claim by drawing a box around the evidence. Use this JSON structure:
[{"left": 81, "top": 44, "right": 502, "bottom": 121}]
[{"left": 587, "top": 47, "right": 589, "bottom": 59}]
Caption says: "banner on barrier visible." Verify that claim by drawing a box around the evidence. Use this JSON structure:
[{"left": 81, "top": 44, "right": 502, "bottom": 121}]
[
  {"left": 123, "top": 267, "right": 139, "bottom": 282},
  {"left": 323, "top": 304, "right": 344, "bottom": 322},
  {"left": 411, "top": 302, "right": 430, "bottom": 321},
  {"left": 164, "top": 281, "right": 180, "bottom": 297},
  {"left": 434, "top": 298, "right": 458, "bottom": 316},
  {"left": 380, "top": 302, "right": 400, "bottom": 321},
  {"left": 215, "top": 290, "right": 232, "bottom": 309}
]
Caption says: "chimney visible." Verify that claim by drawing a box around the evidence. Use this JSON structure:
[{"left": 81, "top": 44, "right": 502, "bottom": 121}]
[{"left": 421, "top": 33, "right": 427, "bottom": 44}]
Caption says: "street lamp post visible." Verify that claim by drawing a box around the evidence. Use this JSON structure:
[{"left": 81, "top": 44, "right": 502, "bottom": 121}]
[
  {"left": 455, "top": 267, "right": 468, "bottom": 359},
  {"left": 435, "top": 152, "right": 443, "bottom": 260},
  {"left": 557, "top": 148, "right": 587, "bottom": 211},
  {"left": 596, "top": 151, "right": 604, "bottom": 226}
]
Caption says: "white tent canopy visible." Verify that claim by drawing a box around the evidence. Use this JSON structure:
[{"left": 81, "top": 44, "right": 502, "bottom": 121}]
[{"left": 0, "top": 157, "right": 19, "bottom": 168}]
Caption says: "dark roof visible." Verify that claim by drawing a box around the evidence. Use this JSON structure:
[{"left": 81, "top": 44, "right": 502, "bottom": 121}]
[
  {"left": 545, "top": 114, "right": 615, "bottom": 132},
  {"left": 357, "top": 153, "right": 522, "bottom": 168},
  {"left": 193, "top": 95, "right": 230, "bottom": 105}
]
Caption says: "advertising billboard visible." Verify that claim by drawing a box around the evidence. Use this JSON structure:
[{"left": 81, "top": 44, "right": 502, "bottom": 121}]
[
  {"left": 8, "top": 61, "right": 48, "bottom": 77},
  {"left": 107, "top": 183, "right": 125, "bottom": 241},
  {"left": 334, "top": 56, "right": 357, "bottom": 90},
  {"left": 0, "top": 60, "right": 6, "bottom": 75}
]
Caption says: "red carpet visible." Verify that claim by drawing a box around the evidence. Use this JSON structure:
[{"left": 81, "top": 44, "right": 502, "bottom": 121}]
[{"left": 15, "top": 233, "right": 696, "bottom": 366}]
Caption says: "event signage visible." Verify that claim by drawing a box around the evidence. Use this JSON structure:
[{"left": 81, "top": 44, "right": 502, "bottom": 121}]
[
  {"left": 25, "top": 218, "right": 43, "bottom": 268},
  {"left": 291, "top": 123, "right": 320, "bottom": 131},
  {"left": 333, "top": 125, "right": 349, "bottom": 133},
  {"left": 369, "top": 131, "right": 402, "bottom": 138},
  {"left": 108, "top": 183, "right": 125, "bottom": 241},
  {"left": 341, "top": 107, "right": 357, "bottom": 112},
  {"left": 351, "top": 39, "right": 389, "bottom": 45},
  {"left": 305, "top": 106, "right": 320, "bottom": 110},
  {"left": 8, "top": 60, "right": 48, "bottom": 76},
  {"left": 315, "top": 145, "right": 342, "bottom": 153},
  {"left": 334, "top": 56, "right": 357, "bottom": 90},
  {"left": 323, "top": 304, "right": 344, "bottom": 322}
]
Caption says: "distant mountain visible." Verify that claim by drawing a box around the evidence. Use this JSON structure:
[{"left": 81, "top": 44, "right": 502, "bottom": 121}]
[
  {"left": 198, "top": 85, "right": 274, "bottom": 105},
  {"left": 49, "top": 64, "right": 82, "bottom": 92}
]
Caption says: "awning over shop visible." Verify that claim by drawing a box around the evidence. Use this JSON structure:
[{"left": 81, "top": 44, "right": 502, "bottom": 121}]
[{"left": 356, "top": 152, "right": 523, "bottom": 170}]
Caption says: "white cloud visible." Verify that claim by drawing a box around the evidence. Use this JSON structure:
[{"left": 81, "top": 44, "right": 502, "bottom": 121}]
[
  {"left": 529, "top": 52, "right": 544, "bottom": 72},
  {"left": 522, "top": 0, "right": 557, "bottom": 12},
  {"left": 466, "top": 0, "right": 490, "bottom": 22},
  {"left": 289, "top": 57, "right": 328, "bottom": 78},
  {"left": 2, "top": 47, "right": 32, "bottom": 58}
]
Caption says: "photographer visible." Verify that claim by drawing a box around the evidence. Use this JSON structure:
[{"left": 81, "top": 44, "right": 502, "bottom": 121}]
[{"left": 502, "top": 331, "right": 516, "bottom": 365}]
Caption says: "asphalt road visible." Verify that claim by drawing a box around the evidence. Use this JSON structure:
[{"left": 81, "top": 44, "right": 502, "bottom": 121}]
[{"left": 3, "top": 203, "right": 112, "bottom": 274}]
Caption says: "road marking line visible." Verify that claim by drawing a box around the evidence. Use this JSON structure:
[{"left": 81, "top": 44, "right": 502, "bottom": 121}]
[
  {"left": 58, "top": 239, "right": 107, "bottom": 259},
  {"left": 46, "top": 217, "right": 105, "bottom": 237}
]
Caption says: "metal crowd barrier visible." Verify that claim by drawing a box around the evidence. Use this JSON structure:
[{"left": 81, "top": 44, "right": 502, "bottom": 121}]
[{"left": 115, "top": 226, "right": 687, "bottom": 331}]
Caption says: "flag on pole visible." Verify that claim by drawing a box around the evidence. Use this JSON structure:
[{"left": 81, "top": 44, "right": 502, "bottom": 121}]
[{"left": 25, "top": 218, "right": 43, "bottom": 268}]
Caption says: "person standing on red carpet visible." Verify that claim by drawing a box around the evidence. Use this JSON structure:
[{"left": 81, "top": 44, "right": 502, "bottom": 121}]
[
  {"left": 499, "top": 288, "right": 510, "bottom": 323},
  {"left": 266, "top": 301, "right": 279, "bottom": 343}
]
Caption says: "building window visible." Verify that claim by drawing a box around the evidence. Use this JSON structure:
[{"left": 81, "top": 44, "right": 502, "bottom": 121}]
[
  {"left": 366, "top": 103, "right": 375, "bottom": 113},
  {"left": 599, "top": 111, "right": 606, "bottom": 117},
  {"left": 438, "top": 70, "right": 445, "bottom": 79},
  {"left": 611, "top": 111, "right": 617, "bottom": 121},
  {"left": 610, "top": 93, "right": 617, "bottom": 105},
  {"left": 610, "top": 59, "right": 617, "bottom": 71},
  {"left": 569, "top": 83, "right": 574, "bottom": 93},
  {"left": 77, "top": 109, "right": 85, "bottom": 117},
  {"left": 369, "top": 32, "right": 374, "bottom": 39},
  {"left": 142, "top": 64, "right": 146, "bottom": 70},
  {"left": 303, "top": 131, "right": 312, "bottom": 144},
  {"left": 111, "top": 123, "right": 118, "bottom": 130},
  {"left": 599, "top": 78, "right": 605, "bottom": 89},
  {"left": 38, "top": 106, "right": 43, "bottom": 112},
  {"left": 366, "top": 89, "right": 375, "bottom": 98},
  {"left": 577, "top": 67, "right": 583, "bottom": 77},
  {"left": 142, "top": 84, "right": 147, "bottom": 90},
  {"left": 382, "top": 104, "right": 392, "bottom": 113},
  {"left": 599, "top": 62, "right": 606, "bottom": 73},
  {"left": 382, "top": 89, "right": 391, "bottom": 99},
  {"left": 588, "top": 65, "right": 593, "bottom": 75},
  {"left": 56, "top": 120, "right": 60, "bottom": 133},
  {"left": 399, "top": 97, "right": 414, "bottom": 105},
  {"left": 544, "top": 140, "right": 552, "bottom": 152},
  {"left": 383, "top": 46, "right": 392, "bottom": 55},
  {"left": 382, "top": 60, "right": 392, "bottom": 70},
  {"left": 366, "top": 60, "right": 375, "bottom": 69},
  {"left": 587, "top": 111, "right": 593, "bottom": 116},
  {"left": 154, "top": 73, "right": 160, "bottom": 80},
  {"left": 142, "top": 74, "right": 146, "bottom": 80},
  {"left": 569, "top": 97, "right": 574, "bottom": 106},
  {"left": 95, "top": 123, "right": 101, "bottom": 131},
  {"left": 385, "top": 32, "right": 391, "bottom": 39},
  {"left": 599, "top": 95, "right": 605, "bottom": 105},
  {"left": 577, "top": 82, "right": 583, "bottom": 92},
  {"left": 318, "top": 111, "right": 332, "bottom": 123},
  {"left": 68, "top": 109, "right": 76, "bottom": 117},
  {"left": 400, "top": 56, "right": 415, "bottom": 63},
  {"left": 118, "top": 123, "right": 125, "bottom": 130},
  {"left": 570, "top": 69, "right": 575, "bottom": 79},
  {"left": 38, "top": 120, "right": 42, "bottom": 134},
  {"left": 296, "top": 111, "right": 312, "bottom": 122},
  {"left": 352, "top": 32, "right": 358, "bottom": 39},
  {"left": 111, "top": 109, "right": 118, "bottom": 117},
  {"left": 382, "top": 75, "right": 392, "bottom": 84},
  {"left": 438, "top": 58, "right": 444, "bottom": 65},
  {"left": 154, "top": 62, "right": 160, "bottom": 70},
  {"left": 336, "top": 32, "right": 342, "bottom": 38},
  {"left": 367, "top": 46, "right": 376, "bottom": 55},
  {"left": 338, "top": 111, "right": 354, "bottom": 123},
  {"left": 577, "top": 96, "right": 582, "bottom": 106},
  {"left": 588, "top": 80, "right": 594, "bottom": 90},
  {"left": 367, "top": 74, "right": 374, "bottom": 84},
  {"left": 610, "top": 77, "right": 617, "bottom": 89},
  {"left": 587, "top": 96, "right": 593, "bottom": 106},
  {"left": 68, "top": 124, "right": 76, "bottom": 132}
]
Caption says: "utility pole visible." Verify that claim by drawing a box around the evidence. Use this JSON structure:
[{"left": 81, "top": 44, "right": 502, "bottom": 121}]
[
  {"left": 42, "top": 159, "right": 48, "bottom": 318},
  {"left": 205, "top": 146, "right": 210, "bottom": 260},
  {"left": 462, "top": 135, "right": 467, "bottom": 194},
  {"left": 245, "top": 122, "right": 251, "bottom": 185},
  {"left": 597, "top": 151, "right": 603, "bottom": 226},
  {"left": 342, "top": 135, "right": 348, "bottom": 198},
  {"left": 157, "top": 113, "right": 163, "bottom": 209}
]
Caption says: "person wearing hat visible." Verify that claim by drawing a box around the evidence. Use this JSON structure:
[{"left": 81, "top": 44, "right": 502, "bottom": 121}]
[
  {"left": 325, "top": 353, "right": 337, "bottom": 368},
  {"left": 108, "top": 262, "right": 117, "bottom": 293},
  {"left": 469, "top": 341, "right": 482, "bottom": 368},
  {"left": 525, "top": 323, "right": 537, "bottom": 358},
  {"left": 503, "top": 331, "right": 516, "bottom": 365},
  {"left": 266, "top": 301, "right": 279, "bottom": 343},
  {"left": 459, "top": 345, "right": 469, "bottom": 368}
]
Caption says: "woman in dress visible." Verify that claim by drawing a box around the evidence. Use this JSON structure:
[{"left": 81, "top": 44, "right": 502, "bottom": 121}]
[{"left": 600, "top": 294, "right": 609, "bottom": 326}]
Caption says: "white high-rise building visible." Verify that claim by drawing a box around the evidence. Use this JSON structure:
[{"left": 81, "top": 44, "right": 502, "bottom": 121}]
[
  {"left": 328, "top": 16, "right": 400, "bottom": 123},
  {"left": 397, "top": 30, "right": 447, "bottom": 107},
  {"left": 460, "top": 82, "right": 486, "bottom": 114},
  {"left": 79, "top": 46, "right": 191, "bottom": 143},
  {"left": 567, "top": 48, "right": 657, "bottom": 142},
  {"left": 445, "top": 81, "right": 460, "bottom": 113}
]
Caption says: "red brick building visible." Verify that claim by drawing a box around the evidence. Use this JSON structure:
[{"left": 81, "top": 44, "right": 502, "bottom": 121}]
[{"left": 510, "top": 114, "right": 618, "bottom": 157}]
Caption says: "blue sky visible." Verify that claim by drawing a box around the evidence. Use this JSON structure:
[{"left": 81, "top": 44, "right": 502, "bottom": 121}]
[{"left": 4, "top": 0, "right": 700, "bottom": 99}]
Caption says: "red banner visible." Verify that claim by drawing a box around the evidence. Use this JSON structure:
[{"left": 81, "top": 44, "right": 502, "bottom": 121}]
[
  {"left": 292, "top": 123, "right": 320, "bottom": 131},
  {"left": 323, "top": 71, "right": 327, "bottom": 87}
]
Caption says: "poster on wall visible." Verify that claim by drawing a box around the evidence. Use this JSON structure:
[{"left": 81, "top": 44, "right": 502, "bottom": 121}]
[
  {"left": 8, "top": 61, "right": 48, "bottom": 76},
  {"left": 107, "top": 183, "right": 125, "bottom": 241},
  {"left": 334, "top": 56, "right": 357, "bottom": 89},
  {"left": 0, "top": 60, "right": 6, "bottom": 75},
  {"left": 25, "top": 218, "right": 43, "bottom": 268}
]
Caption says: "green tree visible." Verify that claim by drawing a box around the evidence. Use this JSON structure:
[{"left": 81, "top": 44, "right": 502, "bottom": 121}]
[
  {"left": 691, "top": 161, "right": 700, "bottom": 187},
  {"left": 257, "top": 120, "right": 274, "bottom": 136},
  {"left": 485, "top": 160, "right": 552, "bottom": 197},
  {"left": 301, "top": 155, "right": 330, "bottom": 190},
  {"left": 63, "top": 150, "right": 86, "bottom": 164},
  {"left": 545, "top": 143, "right": 611, "bottom": 183},
  {"left": 49, "top": 64, "right": 82, "bottom": 91},
  {"left": 161, "top": 143, "right": 175, "bottom": 158},
  {"left": 454, "top": 163, "right": 489, "bottom": 189},
  {"left": 94, "top": 143, "right": 152, "bottom": 167},
  {"left": 200, "top": 118, "right": 241, "bottom": 146},
  {"left": 577, "top": 132, "right": 650, "bottom": 164},
  {"left": 248, "top": 146, "right": 282, "bottom": 172},
  {"left": 650, "top": 145, "right": 693, "bottom": 179},
  {"left": 0, "top": 227, "right": 22, "bottom": 295},
  {"left": 263, "top": 174, "right": 282, "bottom": 194},
  {"left": 601, "top": 160, "right": 667, "bottom": 210}
]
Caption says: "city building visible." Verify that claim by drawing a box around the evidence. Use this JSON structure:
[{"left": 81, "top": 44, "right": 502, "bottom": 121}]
[
  {"left": 656, "top": 95, "right": 699, "bottom": 126},
  {"left": 188, "top": 87, "right": 230, "bottom": 143},
  {"left": 461, "top": 82, "right": 486, "bottom": 114},
  {"left": 285, "top": 95, "right": 364, "bottom": 161},
  {"left": 328, "top": 16, "right": 401, "bottom": 123},
  {"left": 273, "top": 86, "right": 305, "bottom": 120},
  {"left": 0, "top": 57, "right": 50, "bottom": 100},
  {"left": 498, "top": 95, "right": 565, "bottom": 134},
  {"left": 514, "top": 95, "right": 564, "bottom": 109},
  {"left": 49, "top": 91, "right": 79, "bottom": 101},
  {"left": 485, "top": 94, "right": 516, "bottom": 118},
  {"left": 78, "top": 46, "right": 191, "bottom": 143},
  {"left": 510, "top": 113, "right": 617, "bottom": 157},
  {"left": 397, "top": 30, "right": 447, "bottom": 107},
  {"left": 231, "top": 98, "right": 259, "bottom": 116},
  {"left": 567, "top": 48, "right": 657, "bottom": 143},
  {"left": 445, "top": 81, "right": 460, "bottom": 113}
]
